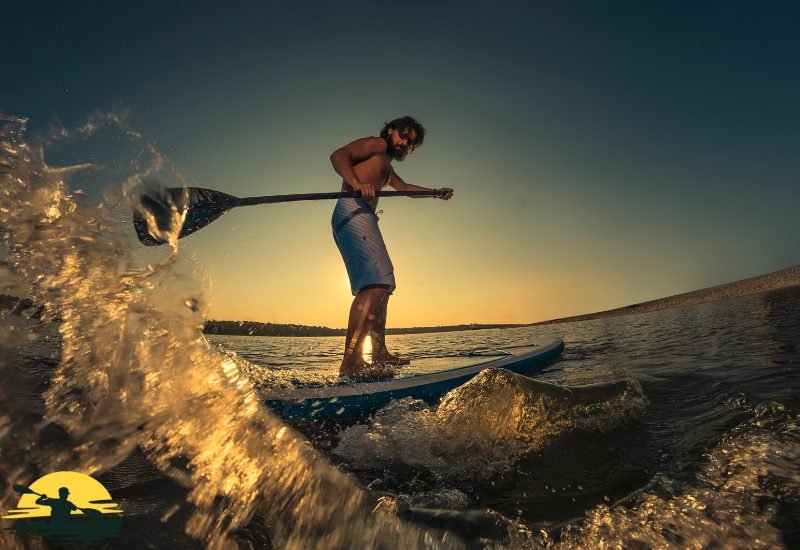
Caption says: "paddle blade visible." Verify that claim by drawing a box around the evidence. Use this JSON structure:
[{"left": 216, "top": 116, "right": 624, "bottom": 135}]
[
  {"left": 132, "top": 186, "right": 183, "bottom": 246},
  {"left": 176, "top": 187, "right": 237, "bottom": 240},
  {"left": 133, "top": 187, "right": 237, "bottom": 246},
  {"left": 79, "top": 507, "right": 103, "bottom": 518},
  {"left": 12, "top": 484, "right": 36, "bottom": 495}
]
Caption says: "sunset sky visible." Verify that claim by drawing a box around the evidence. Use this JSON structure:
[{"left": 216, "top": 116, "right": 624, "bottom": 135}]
[{"left": 5, "top": 1, "right": 799, "bottom": 328}]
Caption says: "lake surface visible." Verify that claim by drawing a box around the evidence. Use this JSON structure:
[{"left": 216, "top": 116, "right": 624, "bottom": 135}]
[
  {"left": 4, "top": 285, "right": 800, "bottom": 549},
  {"left": 200, "top": 284, "right": 800, "bottom": 548}
]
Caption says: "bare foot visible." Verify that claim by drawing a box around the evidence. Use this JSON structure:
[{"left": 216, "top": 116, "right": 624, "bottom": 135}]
[
  {"left": 340, "top": 356, "right": 395, "bottom": 379},
  {"left": 372, "top": 349, "right": 411, "bottom": 366}
]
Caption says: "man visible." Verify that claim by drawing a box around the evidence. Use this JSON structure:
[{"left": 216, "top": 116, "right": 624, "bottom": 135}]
[
  {"left": 35, "top": 487, "right": 78, "bottom": 524},
  {"left": 330, "top": 116, "right": 453, "bottom": 378}
]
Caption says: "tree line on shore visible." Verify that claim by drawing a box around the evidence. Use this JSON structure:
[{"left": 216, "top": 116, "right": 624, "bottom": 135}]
[
  {"left": 203, "top": 320, "right": 346, "bottom": 337},
  {"left": 1, "top": 294, "right": 515, "bottom": 336}
]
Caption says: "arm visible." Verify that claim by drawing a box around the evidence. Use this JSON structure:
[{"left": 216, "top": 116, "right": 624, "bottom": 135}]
[
  {"left": 387, "top": 169, "right": 453, "bottom": 200},
  {"left": 330, "top": 137, "right": 387, "bottom": 201}
]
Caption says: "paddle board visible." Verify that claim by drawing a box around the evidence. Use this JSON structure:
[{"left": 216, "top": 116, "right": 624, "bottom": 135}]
[{"left": 262, "top": 336, "right": 564, "bottom": 419}]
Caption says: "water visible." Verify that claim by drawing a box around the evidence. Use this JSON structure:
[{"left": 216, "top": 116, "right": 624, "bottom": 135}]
[
  {"left": 208, "top": 290, "right": 800, "bottom": 549},
  {"left": 1, "top": 113, "right": 799, "bottom": 549}
]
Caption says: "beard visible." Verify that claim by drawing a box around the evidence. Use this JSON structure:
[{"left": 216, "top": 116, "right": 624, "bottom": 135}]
[{"left": 384, "top": 135, "right": 408, "bottom": 161}]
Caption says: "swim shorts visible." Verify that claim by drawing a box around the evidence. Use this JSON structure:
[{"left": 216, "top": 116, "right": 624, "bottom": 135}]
[{"left": 332, "top": 197, "right": 396, "bottom": 296}]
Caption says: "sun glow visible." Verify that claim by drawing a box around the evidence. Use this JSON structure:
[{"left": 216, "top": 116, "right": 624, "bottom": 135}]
[{"left": 362, "top": 335, "right": 372, "bottom": 363}]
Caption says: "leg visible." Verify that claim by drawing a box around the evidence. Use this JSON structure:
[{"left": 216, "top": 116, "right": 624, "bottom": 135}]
[
  {"left": 370, "top": 295, "right": 410, "bottom": 365},
  {"left": 340, "top": 285, "right": 394, "bottom": 378}
]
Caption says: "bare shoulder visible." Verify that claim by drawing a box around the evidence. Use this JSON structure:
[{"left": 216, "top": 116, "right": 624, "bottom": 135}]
[{"left": 332, "top": 136, "right": 387, "bottom": 162}]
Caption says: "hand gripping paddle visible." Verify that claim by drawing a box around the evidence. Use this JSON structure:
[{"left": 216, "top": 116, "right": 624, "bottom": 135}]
[{"left": 133, "top": 187, "right": 444, "bottom": 246}]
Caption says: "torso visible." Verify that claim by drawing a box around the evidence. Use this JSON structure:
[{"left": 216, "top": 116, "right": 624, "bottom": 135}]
[
  {"left": 339, "top": 148, "right": 392, "bottom": 211},
  {"left": 44, "top": 499, "right": 76, "bottom": 521}
]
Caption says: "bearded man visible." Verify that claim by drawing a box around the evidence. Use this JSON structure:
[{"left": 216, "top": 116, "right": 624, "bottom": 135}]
[{"left": 330, "top": 116, "right": 453, "bottom": 378}]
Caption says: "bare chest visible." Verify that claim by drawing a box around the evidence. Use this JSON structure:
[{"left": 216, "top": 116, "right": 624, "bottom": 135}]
[{"left": 353, "top": 154, "right": 392, "bottom": 188}]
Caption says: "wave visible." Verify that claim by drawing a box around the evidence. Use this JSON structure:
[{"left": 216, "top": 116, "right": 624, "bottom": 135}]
[
  {"left": 540, "top": 406, "right": 800, "bottom": 550},
  {"left": 334, "top": 368, "right": 645, "bottom": 479}
]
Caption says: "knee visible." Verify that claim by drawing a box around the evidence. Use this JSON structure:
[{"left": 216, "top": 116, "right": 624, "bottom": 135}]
[{"left": 359, "top": 284, "right": 391, "bottom": 299}]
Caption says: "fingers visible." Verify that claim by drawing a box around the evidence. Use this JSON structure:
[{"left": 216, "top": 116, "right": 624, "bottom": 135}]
[
  {"left": 438, "top": 188, "right": 454, "bottom": 200},
  {"left": 354, "top": 183, "right": 375, "bottom": 201}
]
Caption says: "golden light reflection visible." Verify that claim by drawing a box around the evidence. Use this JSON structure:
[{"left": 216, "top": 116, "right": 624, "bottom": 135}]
[{"left": 362, "top": 335, "right": 372, "bottom": 363}]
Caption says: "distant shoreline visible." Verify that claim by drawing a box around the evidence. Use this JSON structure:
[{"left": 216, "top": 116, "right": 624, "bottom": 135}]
[
  {"left": 523, "top": 263, "right": 800, "bottom": 327},
  {"left": 204, "top": 263, "right": 800, "bottom": 337},
  {"left": 6, "top": 264, "right": 799, "bottom": 337}
]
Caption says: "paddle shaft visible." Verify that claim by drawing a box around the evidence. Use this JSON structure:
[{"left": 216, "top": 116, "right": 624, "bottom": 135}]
[
  {"left": 233, "top": 189, "right": 444, "bottom": 206},
  {"left": 133, "top": 187, "right": 444, "bottom": 246}
]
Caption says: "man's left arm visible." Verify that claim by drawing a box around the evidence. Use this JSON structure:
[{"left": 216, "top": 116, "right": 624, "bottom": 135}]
[{"left": 388, "top": 169, "right": 453, "bottom": 200}]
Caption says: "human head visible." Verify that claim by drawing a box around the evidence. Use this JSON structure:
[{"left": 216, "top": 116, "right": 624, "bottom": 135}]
[
  {"left": 58, "top": 487, "right": 70, "bottom": 498},
  {"left": 380, "top": 116, "right": 426, "bottom": 160}
]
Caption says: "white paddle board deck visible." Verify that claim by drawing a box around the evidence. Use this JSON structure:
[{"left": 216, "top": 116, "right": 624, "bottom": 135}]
[{"left": 262, "top": 336, "right": 564, "bottom": 419}]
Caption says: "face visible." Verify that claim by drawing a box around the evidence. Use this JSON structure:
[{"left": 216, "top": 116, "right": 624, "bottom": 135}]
[{"left": 387, "top": 127, "right": 419, "bottom": 161}]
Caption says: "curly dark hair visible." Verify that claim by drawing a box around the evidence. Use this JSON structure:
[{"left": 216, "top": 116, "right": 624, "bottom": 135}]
[{"left": 379, "top": 116, "right": 426, "bottom": 149}]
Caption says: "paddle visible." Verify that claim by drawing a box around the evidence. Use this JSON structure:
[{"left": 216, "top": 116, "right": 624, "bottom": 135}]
[
  {"left": 12, "top": 484, "right": 104, "bottom": 518},
  {"left": 133, "top": 187, "right": 445, "bottom": 246}
]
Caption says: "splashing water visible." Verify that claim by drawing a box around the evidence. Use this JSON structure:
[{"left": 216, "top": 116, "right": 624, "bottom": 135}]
[
  {"left": 542, "top": 416, "right": 800, "bottom": 550},
  {"left": 334, "top": 368, "right": 645, "bottom": 479},
  {"left": 0, "top": 112, "right": 462, "bottom": 549}
]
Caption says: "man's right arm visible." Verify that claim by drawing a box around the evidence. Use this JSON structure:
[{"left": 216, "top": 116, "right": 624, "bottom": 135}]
[{"left": 330, "top": 137, "right": 386, "bottom": 201}]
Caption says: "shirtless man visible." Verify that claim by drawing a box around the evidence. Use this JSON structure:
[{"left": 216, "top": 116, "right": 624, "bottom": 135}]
[
  {"left": 35, "top": 487, "right": 77, "bottom": 524},
  {"left": 330, "top": 116, "right": 453, "bottom": 378}
]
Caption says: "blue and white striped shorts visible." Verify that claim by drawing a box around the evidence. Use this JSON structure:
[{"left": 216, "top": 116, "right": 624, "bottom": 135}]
[{"left": 331, "top": 197, "right": 396, "bottom": 296}]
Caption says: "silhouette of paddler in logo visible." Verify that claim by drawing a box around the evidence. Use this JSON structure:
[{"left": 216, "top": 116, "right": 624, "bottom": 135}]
[
  {"left": 35, "top": 487, "right": 79, "bottom": 525},
  {"left": 3, "top": 472, "right": 123, "bottom": 542}
]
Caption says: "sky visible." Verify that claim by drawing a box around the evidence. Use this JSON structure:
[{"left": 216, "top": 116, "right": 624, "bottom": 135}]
[{"left": 4, "top": 1, "right": 799, "bottom": 328}]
